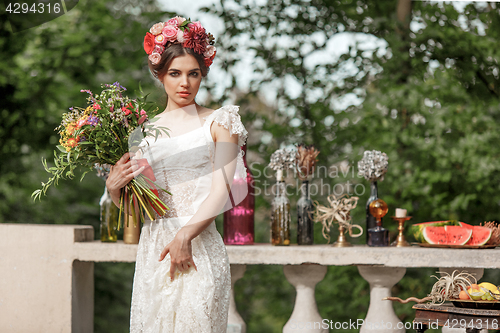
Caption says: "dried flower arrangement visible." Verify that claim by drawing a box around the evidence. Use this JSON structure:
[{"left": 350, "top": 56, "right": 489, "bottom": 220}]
[
  {"left": 295, "top": 144, "right": 320, "bottom": 181},
  {"left": 481, "top": 221, "right": 500, "bottom": 246}
]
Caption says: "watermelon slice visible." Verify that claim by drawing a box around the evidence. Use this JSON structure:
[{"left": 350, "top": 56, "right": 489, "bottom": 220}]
[
  {"left": 465, "top": 226, "right": 492, "bottom": 246},
  {"left": 444, "top": 226, "right": 473, "bottom": 245},
  {"left": 459, "top": 222, "right": 474, "bottom": 229},
  {"left": 422, "top": 226, "right": 472, "bottom": 245},
  {"left": 411, "top": 220, "right": 460, "bottom": 243}
]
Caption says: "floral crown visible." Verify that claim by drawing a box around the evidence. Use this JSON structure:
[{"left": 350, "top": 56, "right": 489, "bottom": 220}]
[{"left": 143, "top": 16, "right": 216, "bottom": 70}]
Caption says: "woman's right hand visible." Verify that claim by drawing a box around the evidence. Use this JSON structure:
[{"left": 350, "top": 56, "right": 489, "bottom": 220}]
[{"left": 106, "top": 152, "right": 145, "bottom": 198}]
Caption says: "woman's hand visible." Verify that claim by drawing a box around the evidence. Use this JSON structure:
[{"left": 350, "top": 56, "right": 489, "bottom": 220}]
[
  {"left": 106, "top": 152, "right": 145, "bottom": 207},
  {"left": 159, "top": 229, "right": 197, "bottom": 281},
  {"left": 106, "top": 153, "right": 145, "bottom": 193}
]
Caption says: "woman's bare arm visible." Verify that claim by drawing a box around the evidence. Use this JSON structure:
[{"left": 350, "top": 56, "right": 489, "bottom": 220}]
[{"left": 159, "top": 121, "right": 240, "bottom": 280}]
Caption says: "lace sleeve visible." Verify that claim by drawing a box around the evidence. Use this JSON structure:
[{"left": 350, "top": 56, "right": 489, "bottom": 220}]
[
  {"left": 209, "top": 105, "right": 248, "bottom": 179},
  {"left": 210, "top": 105, "right": 248, "bottom": 148}
]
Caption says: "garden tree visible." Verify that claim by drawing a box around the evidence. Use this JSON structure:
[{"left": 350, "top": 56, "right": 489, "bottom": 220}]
[
  {"left": 206, "top": 0, "right": 500, "bottom": 332},
  {"left": 0, "top": 1, "right": 172, "bottom": 332}
]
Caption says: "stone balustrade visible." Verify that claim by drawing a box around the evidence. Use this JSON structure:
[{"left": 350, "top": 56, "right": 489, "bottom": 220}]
[{"left": 1, "top": 223, "right": 498, "bottom": 333}]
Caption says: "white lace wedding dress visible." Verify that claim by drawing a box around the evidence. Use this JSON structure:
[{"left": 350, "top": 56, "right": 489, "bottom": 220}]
[{"left": 129, "top": 105, "right": 248, "bottom": 333}]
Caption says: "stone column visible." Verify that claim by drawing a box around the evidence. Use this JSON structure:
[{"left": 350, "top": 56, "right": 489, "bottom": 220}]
[
  {"left": 358, "top": 266, "right": 407, "bottom": 333},
  {"left": 283, "top": 264, "right": 328, "bottom": 333},
  {"left": 439, "top": 268, "right": 486, "bottom": 333},
  {"left": 227, "top": 264, "right": 247, "bottom": 333}
]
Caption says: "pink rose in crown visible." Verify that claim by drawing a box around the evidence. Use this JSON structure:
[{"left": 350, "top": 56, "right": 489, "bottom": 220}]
[
  {"left": 166, "top": 18, "right": 179, "bottom": 27},
  {"left": 162, "top": 25, "right": 178, "bottom": 42},
  {"left": 150, "top": 22, "right": 165, "bottom": 35},
  {"left": 204, "top": 45, "right": 216, "bottom": 58},
  {"left": 176, "top": 29, "right": 185, "bottom": 43},
  {"left": 148, "top": 53, "right": 161, "bottom": 65},
  {"left": 174, "top": 16, "right": 186, "bottom": 25},
  {"left": 190, "top": 21, "right": 204, "bottom": 30},
  {"left": 153, "top": 44, "right": 165, "bottom": 54}
]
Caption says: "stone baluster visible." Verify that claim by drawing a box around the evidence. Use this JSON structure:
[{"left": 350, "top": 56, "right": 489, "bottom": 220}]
[
  {"left": 358, "top": 266, "right": 407, "bottom": 332},
  {"left": 439, "top": 268, "right": 486, "bottom": 333},
  {"left": 283, "top": 264, "right": 328, "bottom": 333},
  {"left": 227, "top": 264, "right": 247, "bottom": 333}
]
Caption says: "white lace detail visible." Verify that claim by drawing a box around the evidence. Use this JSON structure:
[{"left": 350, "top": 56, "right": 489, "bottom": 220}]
[
  {"left": 204, "top": 105, "right": 248, "bottom": 147},
  {"left": 203, "top": 105, "right": 249, "bottom": 179},
  {"left": 130, "top": 221, "right": 231, "bottom": 333}
]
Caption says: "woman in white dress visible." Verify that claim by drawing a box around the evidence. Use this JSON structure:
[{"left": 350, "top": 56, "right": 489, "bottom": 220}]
[{"left": 105, "top": 16, "right": 248, "bottom": 332}]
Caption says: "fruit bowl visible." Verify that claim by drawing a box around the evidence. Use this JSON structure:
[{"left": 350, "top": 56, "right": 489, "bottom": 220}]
[{"left": 451, "top": 299, "right": 500, "bottom": 310}]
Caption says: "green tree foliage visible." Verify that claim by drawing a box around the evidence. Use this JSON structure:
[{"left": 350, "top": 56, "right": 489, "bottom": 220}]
[{"left": 206, "top": 0, "right": 500, "bottom": 332}]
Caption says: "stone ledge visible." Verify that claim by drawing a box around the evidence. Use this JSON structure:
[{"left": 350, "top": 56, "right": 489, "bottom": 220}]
[{"left": 73, "top": 240, "right": 500, "bottom": 268}]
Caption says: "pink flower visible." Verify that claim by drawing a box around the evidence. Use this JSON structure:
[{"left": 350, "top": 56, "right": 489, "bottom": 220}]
[
  {"left": 76, "top": 118, "right": 87, "bottom": 129},
  {"left": 174, "top": 16, "right": 186, "bottom": 25},
  {"left": 138, "top": 114, "right": 147, "bottom": 125},
  {"left": 176, "top": 29, "right": 185, "bottom": 43},
  {"left": 155, "top": 34, "right": 167, "bottom": 45},
  {"left": 153, "top": 44, "right": 165, "bottom": 54},
  {"left": 93, "top": 103, "right": 101, "bottom": 110},
  {"left": 140, "top": 109, "right": 146, "bottom": 115},
  {"left": 162, "top": 25, "right": 178, "bottom": 42},
  {"left": 150, "top": 22, "right": 165, "bottom": 35},
  {"left": 110, "top": 105, "right": 114, "bottom": 112},
  {"left": 204, "top": 45, "right": 216, "bottom": 58},
  {"left": 190, "top": 21, "right": 204, "bottom": 30},
  {"left": 166, "top": 18, "right": 179, "bottom": 27},
  {"left": 149, "top": 53, "right": 161, "bottom": 65}
]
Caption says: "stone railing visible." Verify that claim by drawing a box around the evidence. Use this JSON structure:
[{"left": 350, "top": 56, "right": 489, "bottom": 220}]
[{"left": 0, "top": 223, "right": 496, "bottom": 333}]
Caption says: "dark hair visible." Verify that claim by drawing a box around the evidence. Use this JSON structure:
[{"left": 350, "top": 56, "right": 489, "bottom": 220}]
[{"left": 148, "top": 44, "right": 208, "bottom": 82}]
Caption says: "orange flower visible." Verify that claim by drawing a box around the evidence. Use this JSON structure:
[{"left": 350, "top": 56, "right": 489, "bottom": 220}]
[
  {"left": 67, "top": 138, "right": 78, "bottom": 149},
  {"left": 66, "top": 123, "right": 76, "bottom": 135}
]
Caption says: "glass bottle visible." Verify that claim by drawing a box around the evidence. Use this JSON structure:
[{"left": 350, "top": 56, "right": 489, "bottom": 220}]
[
  {"left": 100, "top": 185, "right": 118, "bottom": 242},
  {"left": 223, "top": 144, "right": 255, "bottom": 245},
  {"left": 297, "top": 180, "right": 313, "bottom": 245},
  {"left": 271, "top": 169, "right": 291, "bottom": 246},
  {"left": 365, "top": 181, "right": 378, "bottom": 243}
]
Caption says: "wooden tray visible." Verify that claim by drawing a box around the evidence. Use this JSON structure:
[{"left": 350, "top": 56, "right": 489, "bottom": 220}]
[
  {"left": 416, "top": 243, "right": 498, "bottom": 249},
  {"left": 451, "top": 299, "right": 500, "bottom": 310}
]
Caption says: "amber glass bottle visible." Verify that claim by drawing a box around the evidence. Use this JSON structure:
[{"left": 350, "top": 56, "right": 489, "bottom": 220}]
[{"left": 270, "top": 169, "right": 290, "bottom": 245}]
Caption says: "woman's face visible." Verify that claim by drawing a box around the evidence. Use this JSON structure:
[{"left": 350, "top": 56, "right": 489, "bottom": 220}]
[{"left": 162, "top": 53, "right": 202, "bottom": 108}]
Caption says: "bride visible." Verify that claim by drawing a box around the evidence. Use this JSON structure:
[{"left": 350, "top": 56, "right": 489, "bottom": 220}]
[{"left": 105, "top": 16, "right": 248, "bottom": 333}]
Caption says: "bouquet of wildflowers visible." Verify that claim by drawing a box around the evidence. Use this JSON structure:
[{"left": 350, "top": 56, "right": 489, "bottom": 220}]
[{"left": 32, "top": 82, "right": 171, "bottom": 228}]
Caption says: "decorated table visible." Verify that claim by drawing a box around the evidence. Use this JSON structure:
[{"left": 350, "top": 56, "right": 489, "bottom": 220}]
[{"left": 412, "top": 303, "right": 500, "bottom": 333}]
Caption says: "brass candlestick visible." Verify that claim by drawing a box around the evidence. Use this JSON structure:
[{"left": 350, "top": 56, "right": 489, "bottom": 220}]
[
  {"left": 333, "top": 225, "right": 352, "bottom": 247},
  {"left": 391, "top": 216, "right": 412, "bottom": 247}
]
